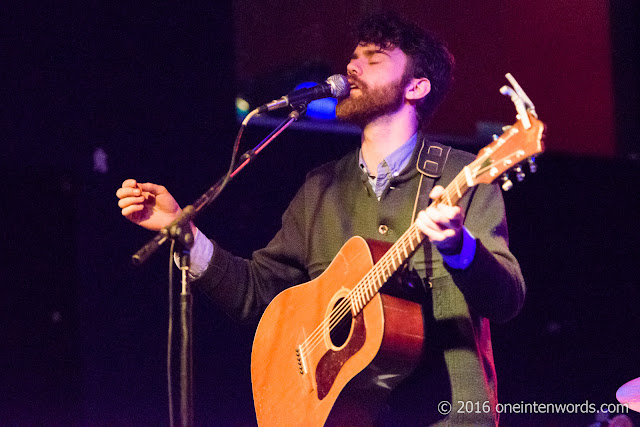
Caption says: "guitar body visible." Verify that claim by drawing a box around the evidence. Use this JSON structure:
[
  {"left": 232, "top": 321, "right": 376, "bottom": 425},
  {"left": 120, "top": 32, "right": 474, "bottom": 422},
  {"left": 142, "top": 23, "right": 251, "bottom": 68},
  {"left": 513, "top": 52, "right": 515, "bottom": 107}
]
[{"left": 251, "top": 236, "right": 425, "bottom": 426}]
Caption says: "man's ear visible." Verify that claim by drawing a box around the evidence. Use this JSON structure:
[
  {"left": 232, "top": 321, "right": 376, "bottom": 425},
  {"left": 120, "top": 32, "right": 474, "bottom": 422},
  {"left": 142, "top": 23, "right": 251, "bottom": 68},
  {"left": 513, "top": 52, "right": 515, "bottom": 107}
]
[{"left": 405, "top": 77, "right": 431, "bottom": 101}]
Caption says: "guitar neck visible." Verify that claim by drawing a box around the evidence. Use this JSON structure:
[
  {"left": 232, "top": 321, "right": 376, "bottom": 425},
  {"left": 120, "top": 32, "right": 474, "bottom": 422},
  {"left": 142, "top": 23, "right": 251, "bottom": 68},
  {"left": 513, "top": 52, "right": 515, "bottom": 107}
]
[
  {"left": 348, "top": 112, "right": 545, "bottom": 315},
  {"left": 349, "top": 168, "right": 472, "bottom": 315}
]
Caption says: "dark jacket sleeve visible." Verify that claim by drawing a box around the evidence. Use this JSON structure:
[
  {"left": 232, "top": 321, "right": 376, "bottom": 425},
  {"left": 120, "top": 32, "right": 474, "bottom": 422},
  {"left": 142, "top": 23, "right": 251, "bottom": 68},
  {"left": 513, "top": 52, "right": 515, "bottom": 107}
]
[
  {"left": 447, "top": 181, "right": 526, "bottom": 323},
  {"left": 191, "top": 186, "right": 310, "bottom": 324}
]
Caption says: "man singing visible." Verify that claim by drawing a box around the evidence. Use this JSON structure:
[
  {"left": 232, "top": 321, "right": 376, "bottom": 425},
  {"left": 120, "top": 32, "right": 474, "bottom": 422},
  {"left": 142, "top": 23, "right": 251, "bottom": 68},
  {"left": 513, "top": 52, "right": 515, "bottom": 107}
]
[{"left": 117, "top": 12, "right": 525, "bottom": 425}]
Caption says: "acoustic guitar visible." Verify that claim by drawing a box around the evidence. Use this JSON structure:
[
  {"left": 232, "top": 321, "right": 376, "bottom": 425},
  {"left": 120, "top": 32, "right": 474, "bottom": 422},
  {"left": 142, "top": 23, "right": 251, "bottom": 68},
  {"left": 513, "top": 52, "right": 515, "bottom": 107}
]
[{"left": 251, "top": 96, "right": 544, "bottom": 426}]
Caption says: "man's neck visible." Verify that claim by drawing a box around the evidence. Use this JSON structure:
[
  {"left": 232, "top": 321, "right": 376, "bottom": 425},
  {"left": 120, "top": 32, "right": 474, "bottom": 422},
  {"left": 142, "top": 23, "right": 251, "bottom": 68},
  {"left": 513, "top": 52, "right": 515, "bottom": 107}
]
[{"left": 360, "top": 106, "right": 419, "bottom": 173}]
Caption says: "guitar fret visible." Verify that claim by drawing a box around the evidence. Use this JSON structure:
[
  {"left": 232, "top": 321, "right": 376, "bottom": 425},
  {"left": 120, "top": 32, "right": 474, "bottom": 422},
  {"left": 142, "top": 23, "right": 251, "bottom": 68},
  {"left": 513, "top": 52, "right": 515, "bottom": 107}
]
[
  {"left": 375, "top": 267, "right": 383, "bottom": 290},
  {"left": 363, "top": 281, "right": 369, "bottom": 302},
  {"left": 347, "top": 295, "right": 354, "bottom": 316}
]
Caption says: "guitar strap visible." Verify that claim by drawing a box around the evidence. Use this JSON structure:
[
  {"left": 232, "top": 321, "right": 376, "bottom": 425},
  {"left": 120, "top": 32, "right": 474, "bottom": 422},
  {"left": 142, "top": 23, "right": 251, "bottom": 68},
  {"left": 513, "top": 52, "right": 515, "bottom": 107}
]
[
  {"left": 408, "top": 137, "right": 451, "bottom": 280},
  {"left": 410, "top": 138, "right": 451, "bottom": 222}
]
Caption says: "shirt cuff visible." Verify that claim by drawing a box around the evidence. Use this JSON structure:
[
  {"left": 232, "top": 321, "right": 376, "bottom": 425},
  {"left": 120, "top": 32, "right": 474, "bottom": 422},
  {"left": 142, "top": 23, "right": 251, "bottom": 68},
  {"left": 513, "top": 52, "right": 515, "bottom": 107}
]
[
  {"left": 441, "top": 226, "right": 476, "bottom": 270},
  {"left": 173, "top": 228, "right": 214, "bottom": 279}
]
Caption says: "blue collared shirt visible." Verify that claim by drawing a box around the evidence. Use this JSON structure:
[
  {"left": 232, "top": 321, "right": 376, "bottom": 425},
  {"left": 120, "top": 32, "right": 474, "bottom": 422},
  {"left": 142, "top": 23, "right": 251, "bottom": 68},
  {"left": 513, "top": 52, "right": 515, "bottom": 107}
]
[{"left": 358, "top": 133, "right": 417, "bottom": 200}]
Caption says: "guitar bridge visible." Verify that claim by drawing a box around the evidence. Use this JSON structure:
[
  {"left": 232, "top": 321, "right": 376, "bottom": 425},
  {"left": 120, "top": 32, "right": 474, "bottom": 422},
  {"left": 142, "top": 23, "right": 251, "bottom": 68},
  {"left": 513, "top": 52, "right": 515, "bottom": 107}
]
[{"left": 295, "top": 345, "right": 308, "bottom": 375}]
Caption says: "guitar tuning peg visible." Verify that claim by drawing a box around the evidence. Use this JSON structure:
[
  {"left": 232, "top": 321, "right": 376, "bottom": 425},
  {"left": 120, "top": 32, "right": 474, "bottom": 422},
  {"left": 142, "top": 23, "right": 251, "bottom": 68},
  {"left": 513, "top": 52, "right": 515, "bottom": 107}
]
[
  {"left": 501, "top": 174, "right": 513, "bottom": 191},
  {"left": 528, "top": 156, "right": 537, "bottom": 173},
  {"left": 514, "top": 166, "right": 525, "bottom": 182},
  {"left": 492, "top": 134, "right": 499, "bottom": 141},
  {"left": 501, "top": 125, "right": 513, "bottom": 132}
]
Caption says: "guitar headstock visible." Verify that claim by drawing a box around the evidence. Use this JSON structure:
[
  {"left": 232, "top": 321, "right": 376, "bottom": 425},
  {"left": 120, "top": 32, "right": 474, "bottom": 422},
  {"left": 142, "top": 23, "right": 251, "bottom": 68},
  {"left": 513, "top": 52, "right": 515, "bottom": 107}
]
[
  {"left": 471, "top": 114, "right": 545, "bottom": 190},
  {"left": 470, "top": 75, "right": 545, "bottom": 191}
]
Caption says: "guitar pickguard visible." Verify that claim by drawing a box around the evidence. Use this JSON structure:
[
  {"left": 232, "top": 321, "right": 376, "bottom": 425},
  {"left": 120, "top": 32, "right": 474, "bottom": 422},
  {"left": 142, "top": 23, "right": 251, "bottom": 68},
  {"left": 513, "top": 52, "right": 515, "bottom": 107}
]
[{"left": 315, "top": 312, "right": 366, "bottom": 400}]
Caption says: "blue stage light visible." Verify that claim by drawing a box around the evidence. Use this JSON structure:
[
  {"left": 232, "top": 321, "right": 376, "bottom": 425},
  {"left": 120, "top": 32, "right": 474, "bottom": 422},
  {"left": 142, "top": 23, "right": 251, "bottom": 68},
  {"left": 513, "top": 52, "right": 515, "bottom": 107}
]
[{"left": 293, "top": 82, "right": 337, "bottom": 120}]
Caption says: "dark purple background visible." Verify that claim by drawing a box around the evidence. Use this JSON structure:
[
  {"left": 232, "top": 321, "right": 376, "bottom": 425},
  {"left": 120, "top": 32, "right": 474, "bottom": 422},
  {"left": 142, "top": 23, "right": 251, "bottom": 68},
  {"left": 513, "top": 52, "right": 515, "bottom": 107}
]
[{"left": 2, "top": 1, "right": 639, "bottom": 424}]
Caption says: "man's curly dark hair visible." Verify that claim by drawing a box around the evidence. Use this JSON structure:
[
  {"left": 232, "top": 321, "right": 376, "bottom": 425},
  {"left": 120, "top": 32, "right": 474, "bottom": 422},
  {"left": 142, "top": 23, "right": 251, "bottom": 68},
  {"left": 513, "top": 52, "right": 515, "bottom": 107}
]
[{"left": 356, "top": 12, "right": 455, "bottom": 129}]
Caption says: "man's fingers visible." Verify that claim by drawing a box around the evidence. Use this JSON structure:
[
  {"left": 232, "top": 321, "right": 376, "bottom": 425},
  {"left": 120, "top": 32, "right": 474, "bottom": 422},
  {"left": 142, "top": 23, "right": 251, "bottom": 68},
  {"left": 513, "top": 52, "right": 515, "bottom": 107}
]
[
  {"left": 118, "top": 196, "right": 145, "bottom": 209},
  {"left": 435, "top": 203, "right": 461, "bottom": 219},
  {"left": 446, "top": 205, "right": 462, "bottom": 218},
  {"left": 418, "top": 198, "right": 464, "bottom": 253},
  {"left": 116, "top": 187, "right": 142, "bottom": 199},
  {"left": 425, "top": 204, "right": 463, "bottom": 228},
  {"left": 442, "top": 229, "right": 456, "bottom": 238},
  {"left": 417, "top": 211, "right": 446, "bottom": 239},
  {"left": 426, "top": 206, "right": 458, "bottom": 228},
  {"left": 426, "top": 206, "right": 444, "bottom": 224},
  {"left": 122, "top": 178, "right": 138, "bottom": 188},
  {"left": 417, "top": 221, "right": 448, "bottom": 242},
  {"left": 429, "top": 185, "right": 445, "bottom": 199},
  {"left": 121, "top": 204, "right": 144, "bottom": 217},
  {"left": 137, "top": 182, "right": 167, "bottom": 194},
  {"left": 118, "top": 181, "right": 165, "bottom": 198}
]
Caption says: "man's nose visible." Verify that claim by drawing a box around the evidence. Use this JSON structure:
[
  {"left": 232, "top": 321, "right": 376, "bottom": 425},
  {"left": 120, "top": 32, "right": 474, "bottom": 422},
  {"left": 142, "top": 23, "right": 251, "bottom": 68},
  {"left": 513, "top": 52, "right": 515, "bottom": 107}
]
[{"left": 347, "top": 60, "right": 361, "bottom": 76}]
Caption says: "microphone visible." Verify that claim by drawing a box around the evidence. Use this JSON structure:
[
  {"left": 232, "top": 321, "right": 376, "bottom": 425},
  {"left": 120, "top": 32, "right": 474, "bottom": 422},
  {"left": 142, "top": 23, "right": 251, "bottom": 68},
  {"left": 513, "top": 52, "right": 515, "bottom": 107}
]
[{"left": 257, "top": 74, "right": 350, "bottom": 113}]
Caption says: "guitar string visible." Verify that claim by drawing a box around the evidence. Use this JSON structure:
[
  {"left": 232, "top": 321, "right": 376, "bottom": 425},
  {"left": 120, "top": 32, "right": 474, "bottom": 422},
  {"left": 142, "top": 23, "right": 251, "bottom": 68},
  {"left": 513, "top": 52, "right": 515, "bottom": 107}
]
[
  {"left": 297, "top": 150, "right": 526, "bottom": 358},
  {"left": 323, "top": 161, "right": 478, "bottom": 317},
  {"left": 298, "top": 182, "right": 467, "bottom": 359},
  {"left": 296, "top": 154, "right": 500, "bottom": 358},
  {"left": 297, "top": 168, "right": 475, "bottom": 357},
  {"left": 298, "top": 218, "right": 424, "bottom": 353},
  {"left": 297, "top": 170, "right": 471, "bottom": 356},
  {"left": 298, "top": 222, "right": 423, "bottom": 357},
  {"left": 297, "top": 200, "right": 449, "bottom": 357}
]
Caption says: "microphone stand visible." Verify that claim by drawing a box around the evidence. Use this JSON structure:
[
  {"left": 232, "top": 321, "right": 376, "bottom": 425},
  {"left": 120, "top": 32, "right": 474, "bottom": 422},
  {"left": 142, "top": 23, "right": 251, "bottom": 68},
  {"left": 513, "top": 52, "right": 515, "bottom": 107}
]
[{"left": 131, "top": 104, "right": 307, "bottom": 427}]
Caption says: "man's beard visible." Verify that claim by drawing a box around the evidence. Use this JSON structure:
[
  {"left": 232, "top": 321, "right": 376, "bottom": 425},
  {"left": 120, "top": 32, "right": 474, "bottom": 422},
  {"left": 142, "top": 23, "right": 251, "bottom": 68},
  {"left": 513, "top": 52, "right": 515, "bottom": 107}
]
[{"left": 335, "top": 73, "right": 409, "bottom": 127}]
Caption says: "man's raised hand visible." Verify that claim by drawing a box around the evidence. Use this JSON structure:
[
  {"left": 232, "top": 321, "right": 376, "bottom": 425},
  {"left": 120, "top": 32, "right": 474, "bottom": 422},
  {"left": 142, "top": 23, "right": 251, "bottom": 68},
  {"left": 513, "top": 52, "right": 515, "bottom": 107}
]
[{"left": 116, "top": 179, "right": 182, "bottom": 231}]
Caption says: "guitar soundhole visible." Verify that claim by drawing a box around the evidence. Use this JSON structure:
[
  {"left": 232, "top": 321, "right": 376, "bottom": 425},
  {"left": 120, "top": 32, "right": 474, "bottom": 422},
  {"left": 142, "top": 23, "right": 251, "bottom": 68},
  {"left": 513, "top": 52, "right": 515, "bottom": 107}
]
[{"left": 329, "top": 298, "right": 353, "bottom": 348}]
